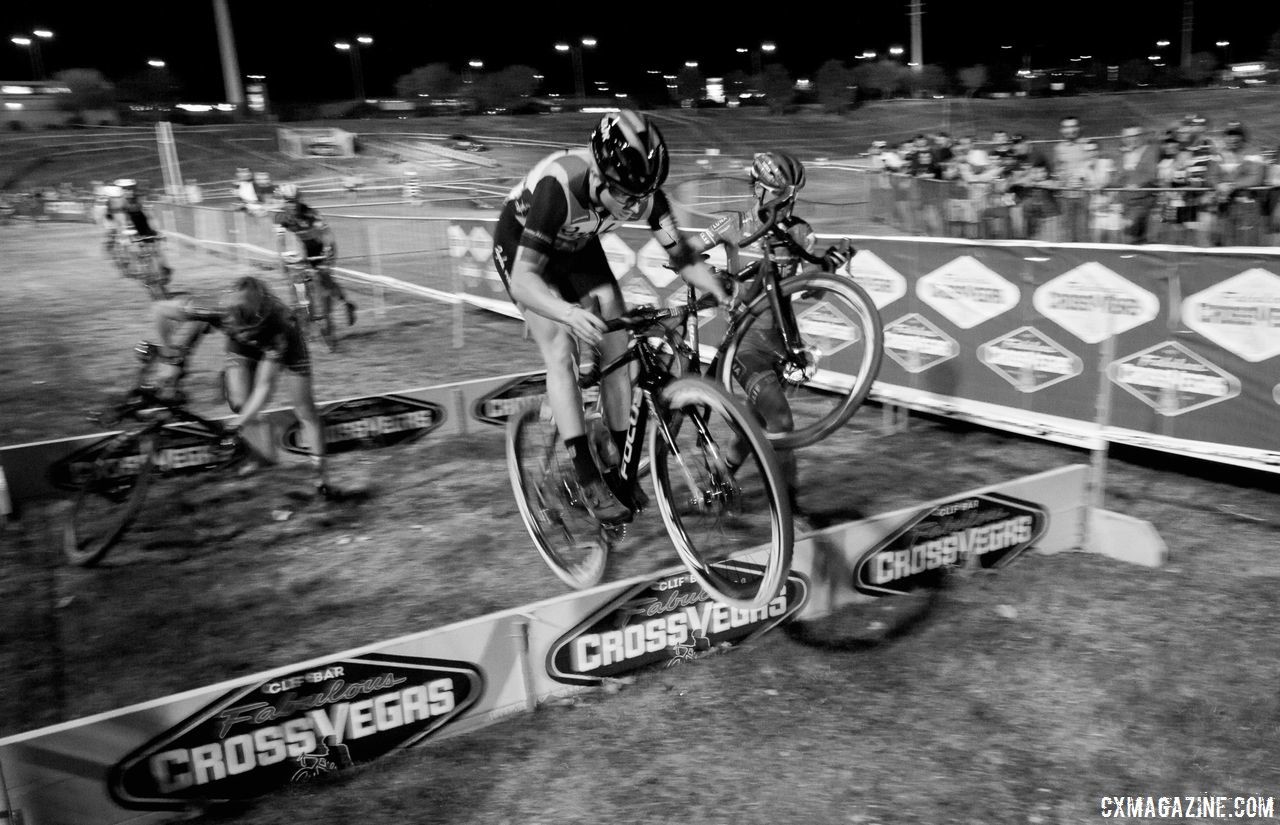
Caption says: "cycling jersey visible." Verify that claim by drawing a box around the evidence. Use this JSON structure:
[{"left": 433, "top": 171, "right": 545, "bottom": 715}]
[
  {"left": 109, "top": 197, "right": 159, "bottom": 237},
  {"left": 493, "top": 148, "right": 695, "bottom": 302},
  {"left": 276, "top": 204, "right": 334, "bottom": 253},
  {"left": 188, "top": 298, "right": 310, "bottom": 374}
]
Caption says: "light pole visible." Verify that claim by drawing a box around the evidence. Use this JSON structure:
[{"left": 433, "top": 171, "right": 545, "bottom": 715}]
[
  {"left": 555, "top": 37, "right": 596, "bottom": 106},
  {"left": 334, "top": 35, "right": 373, "bottom": 101},
  {"left": 1215, "top": 40, "right": 1232, "bottom": 67},
  {"left": 10, "top": 28, "right": 52, "bottom": 80}
]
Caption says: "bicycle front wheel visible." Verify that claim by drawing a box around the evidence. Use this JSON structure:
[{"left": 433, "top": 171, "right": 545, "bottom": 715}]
[
  {"left": 506, "top": 402, "right": 608, "bottom": 590},
  {"left": 718, "top": 274, "right": 883, "bottom": 450},
  {"left": 63, "top": 433, "right": 155, "bottom": 566},
  {"left": 650, "top": 377, "right": 793, "bottom": 610}
]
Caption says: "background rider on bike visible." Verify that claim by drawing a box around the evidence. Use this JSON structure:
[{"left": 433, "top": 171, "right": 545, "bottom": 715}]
[
  {"left": 491, "top": 109, "right": 727, "bottom": 526},
  {"left": 690, "top": 150, "right": 855, "bottom": 512},
  {"left": 273, "top": 184, "right": 358, "bottom": 328},
  {"left": 151, "top": 275, "right": 333, "bottom": 497},
  {"left": 105, "top": 178, "right": 174, "bottom": 280}
]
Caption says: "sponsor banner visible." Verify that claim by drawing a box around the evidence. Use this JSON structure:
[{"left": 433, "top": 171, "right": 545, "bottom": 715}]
[
  {"left": 282, "top": 395, "right": 445, "bottom": 456},
  {"left": 2, "top": 373, "right": 538, "bottom": 504},
  {"left": 110, "top": 654, "right": 482, "bottom": 809},
  {"left": 852, "top": 493, "right": 1048, "bottom": 597},
  {"left": 47, "top": 423, "right": 237, "bottom": 492},
  {"left": 471, "top": 373, "right": 548, "bottom": 426},
  {"left": 848, "top": 238, "right": 1280, "bottom": 468},
  {"left": 546, "top": 567, "right": 809, "bottom": 686}
]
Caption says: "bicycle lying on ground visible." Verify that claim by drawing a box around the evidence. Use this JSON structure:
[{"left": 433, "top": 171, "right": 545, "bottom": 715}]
[
  {"left": 110, "top": 229, "right": 171, "bottom": 301},
  {"left": 60, "top": 342, "right": 249, "bottom": 566},
  {"left": 279, "top": 251, "right": 339, "bottom": 352},
  {"left": 694, "top": 203, "right": 884, "bottom": 450},
  {"left": 506, "top": 294, "right": 794, "bottom": 611}
]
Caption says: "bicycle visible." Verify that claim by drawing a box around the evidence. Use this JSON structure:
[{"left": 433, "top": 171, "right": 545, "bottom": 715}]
[
  {"left": 110, "top": 228, "right": 172, "bottom": 301},
  {"left": 60, "top": 342, "right": 250, "bottom": 567},
  {"left": 279, "top": 250, "right": 339, "bottom": 352},
  {"left": 693, "top": 203, "right": 884, "bottom": 450},
  {"left": 506, "top": 295, "right": 794, "bottom": 611}
]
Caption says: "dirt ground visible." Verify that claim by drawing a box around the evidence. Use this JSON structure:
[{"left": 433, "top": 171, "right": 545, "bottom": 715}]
[{"left": 4, "top": 220, "right": 1280, "bottom": 825}]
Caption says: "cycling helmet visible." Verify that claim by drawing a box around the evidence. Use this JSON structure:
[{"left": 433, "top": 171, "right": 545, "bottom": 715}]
[
  {"left": 276, "top": 183, "right": 299, "bottom": 201},
  {"left": 115, "top": 178, "right": 137, "bottom": 189},
  {"left": 589, "top": 109, "right": 669, "bottom": 198},
  {"left": 750, "top": 151, "right": 806, "bottom": 206}
]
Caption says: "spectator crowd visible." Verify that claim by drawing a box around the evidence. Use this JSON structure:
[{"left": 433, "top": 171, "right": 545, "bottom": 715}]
[{"left": 868, "top": 114, "right": 1280, "bottom": 246}]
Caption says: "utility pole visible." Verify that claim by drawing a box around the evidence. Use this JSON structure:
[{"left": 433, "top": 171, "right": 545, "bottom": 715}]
[
  {"left": 1181, "top": 0, "right": 1193, "bottom": 71},
  {"left": 909, "top": 0, "right": 924, "bottom": 72},
  {"left": 212, "top": 0, "right": 244, "bottom": 110}
]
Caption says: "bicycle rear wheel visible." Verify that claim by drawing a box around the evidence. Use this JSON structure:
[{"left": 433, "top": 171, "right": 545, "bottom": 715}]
[
  {"left": 506, "top": 402, "right": 609, "bottom": 590},
  {"left": 718, "top": 274, "right": 883, "bottom": 450},
  {"left": 63, "top": 433, "right": 155, "bottom": 567},
  {"left": 650, "top": 377, "right": 792, "bottom": 610}
]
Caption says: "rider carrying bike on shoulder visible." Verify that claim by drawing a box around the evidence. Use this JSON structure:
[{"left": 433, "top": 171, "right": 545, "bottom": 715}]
[
  {"left": 690, "top": 151, "right": 855, "bottom": 511},
  {"left": 150, "top": 275, "right": 333, "bottom": 497},
  {"left": 105, "top": 178, "right": 174, "bottom": 279},
  {"left": 492, "top": 109, "right": 727, "bottom": 526},
  {"left": 273, "top": 184, "right": 358, "bottom": 328}
]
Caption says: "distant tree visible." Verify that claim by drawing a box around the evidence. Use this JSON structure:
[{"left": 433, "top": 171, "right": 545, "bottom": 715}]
[
  {"left": 1266, "top": 29, "right": 1280, "bottom": 66},
  {"left": 676, "top": 64, "right": 705, "bottom": 106},
  {"left": 909, "top": 65, "right": 950, "bottom": 97},
  {"left": 53, "top": 69, "right": 115, "bottom": 117},
  {"left": 473, "top": 65, "right": 540, "bottom": 110},
  {"left": 395, "top": 63, "right": 462, "bottom": 102},
  {"left": 759, "top": 64, "right": 794, "bottom": 114},
  {"left": 958, "top": 64, "right": 988, "bottom": 97},
  {"left": 813, "top": 60, "right": 856, "bottom": 113},
  {"left": 853, "top": 60, "right": 905, "bottom": 100}
]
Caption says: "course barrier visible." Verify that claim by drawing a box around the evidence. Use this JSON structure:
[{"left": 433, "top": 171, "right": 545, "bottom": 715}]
[{"left": 0, "top": 462, "right": 1162, "bottom": 824}]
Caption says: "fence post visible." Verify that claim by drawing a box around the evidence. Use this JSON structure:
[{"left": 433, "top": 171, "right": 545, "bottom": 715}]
[
  {"left": 450, "top": 224, "right": 465, "bottom": 350},
  {"left": 365, "top": 221, "right": 386, "bottom": 319},
  {"left": 232, "top": 209, "right": 249, "bottom": 270}
]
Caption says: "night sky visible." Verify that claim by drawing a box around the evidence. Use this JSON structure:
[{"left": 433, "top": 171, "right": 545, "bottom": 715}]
[{"left": 3, "top": 1, "right": 1279, "bottom": 101}]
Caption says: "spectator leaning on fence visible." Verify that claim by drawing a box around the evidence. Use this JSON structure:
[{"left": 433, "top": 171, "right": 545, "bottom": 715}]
[
  {"left": 1052, "top": 116, "right": 1093, "bottom": 242},
  {"left": 1113, "top": 126, "right": 1160, "bottom": 245},
  {"left": 1208, "top": 122, "right": 1267, "bottom": 246}
]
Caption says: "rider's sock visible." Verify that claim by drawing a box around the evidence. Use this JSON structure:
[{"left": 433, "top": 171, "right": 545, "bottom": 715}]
[{"left": 565, "top": 436, "right": 599, "bottom": 484}]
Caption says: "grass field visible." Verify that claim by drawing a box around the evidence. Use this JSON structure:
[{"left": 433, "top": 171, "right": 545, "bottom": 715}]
[{"left": 3, "top": 100, "right": 1280, "bottom": 823}]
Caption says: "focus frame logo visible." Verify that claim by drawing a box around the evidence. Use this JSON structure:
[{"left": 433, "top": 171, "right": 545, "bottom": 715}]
[
  {"left": 547, "top": 564, "right": 809, "bottom": 686},
  {"left": 109, "top": 653, "right": 483, "bottom": 810},
  {"left": 853, "top": 493, "right": 1048, "bottom": 597},
  {"left": 282, "top": 395, "right": 445, "bottom": 456}
]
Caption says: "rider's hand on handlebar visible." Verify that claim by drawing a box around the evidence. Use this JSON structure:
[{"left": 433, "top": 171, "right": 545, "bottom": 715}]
[
  {"left": 560, "top": 303, "right": 609, "bottom": 346},
  {"left": 679, "top": 261, "right": 730, "bottom": 305},
  {"left": 822, "top": 239, "right": 856, "bottom": 272}
]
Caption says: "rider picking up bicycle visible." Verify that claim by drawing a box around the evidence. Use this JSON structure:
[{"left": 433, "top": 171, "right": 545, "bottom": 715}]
[
  {"left": 492, "top": 109, "right": 728, "bottom": 527},
  {"left": 151, "top": 276, "right": 334, "bottom": 498},
  {"left": 691, "top": 151, "right": 856, "bottom": 511}
]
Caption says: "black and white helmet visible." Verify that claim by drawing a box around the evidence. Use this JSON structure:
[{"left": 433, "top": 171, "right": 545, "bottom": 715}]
[
  {"left": 750, "top": 151, "right": 806, "bottom": 206},
  {"left": 589, "top": 109, "right": 669, "bottom": 199}
]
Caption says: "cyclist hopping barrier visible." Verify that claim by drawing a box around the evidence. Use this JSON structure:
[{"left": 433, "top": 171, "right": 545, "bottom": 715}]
[{"left": 0, "top": 366, "right": 1165, "bottom": 824}]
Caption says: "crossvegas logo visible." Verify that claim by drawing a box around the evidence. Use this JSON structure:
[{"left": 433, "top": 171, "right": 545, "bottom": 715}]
[
  {"left": 853, "top": 493, "right": 1048, "bottom": 597},
  {"left": 48, "top": 423, "right": 236, "bottom": 492},
  {"left": 282, "top": 395, "right": 444, "bottom": 456},
  {"left": 109, "top": 654, "right": 482, "bottom": 810},
  {"left": 547, "top": 565, "right": 809, "bottom": 686},
  {"left": 471, "top": 374, "right": 548, "bottom": 426}
]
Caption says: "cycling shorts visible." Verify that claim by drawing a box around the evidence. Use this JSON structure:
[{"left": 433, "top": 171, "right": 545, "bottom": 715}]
[
  {"left": 492, "top": 207, "right": 614, "bottom": 305},
  {"left": 225, "top": 327, "right": 311, "bottom": 377}
]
